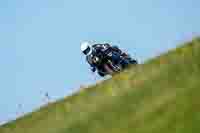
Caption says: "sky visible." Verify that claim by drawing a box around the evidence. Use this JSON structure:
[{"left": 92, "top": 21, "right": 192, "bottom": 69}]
[{"left": 0, "top": 0, "right": 200, "bottom": 124}]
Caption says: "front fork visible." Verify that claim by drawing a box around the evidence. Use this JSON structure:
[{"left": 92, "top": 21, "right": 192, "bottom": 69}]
[{"left": 103, "top": 60, "right": 121, "bottom": 75}]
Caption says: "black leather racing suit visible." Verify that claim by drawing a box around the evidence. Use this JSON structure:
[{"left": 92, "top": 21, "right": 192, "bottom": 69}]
[{"left": 86, "top": 43, "right": 123, "bottom": 73}]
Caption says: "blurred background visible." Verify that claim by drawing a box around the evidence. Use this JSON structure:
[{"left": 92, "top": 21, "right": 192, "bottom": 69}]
[{"left": 0, "top": 0, "right": 200, "bottom": 125}]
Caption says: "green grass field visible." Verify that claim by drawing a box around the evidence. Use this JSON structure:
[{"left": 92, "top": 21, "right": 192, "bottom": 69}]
[{"left": 1, "top": 38, "right": 200, "bottom": 133}]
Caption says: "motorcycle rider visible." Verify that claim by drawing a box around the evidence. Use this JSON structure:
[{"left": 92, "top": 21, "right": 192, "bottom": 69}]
[{"left": 81, "top": 41, "right": 131, "bottom": 75}]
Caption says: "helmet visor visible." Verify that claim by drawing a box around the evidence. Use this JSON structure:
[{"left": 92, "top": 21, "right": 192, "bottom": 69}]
[{"left": 83, "top": 47, "right": 91, "bottom": 55}]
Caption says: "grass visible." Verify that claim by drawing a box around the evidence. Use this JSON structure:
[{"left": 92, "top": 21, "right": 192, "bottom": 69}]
[{"left": 1, "top": 37, "right": 200, "bottom": 133}]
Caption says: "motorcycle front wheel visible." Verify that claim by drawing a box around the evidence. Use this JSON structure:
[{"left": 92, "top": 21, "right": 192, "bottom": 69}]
[{"left": 97, "top": 71, "right": 106, "bottom": 77}]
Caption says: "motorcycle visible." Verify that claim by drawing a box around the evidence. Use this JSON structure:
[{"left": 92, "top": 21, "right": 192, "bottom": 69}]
[{"left": 91, "top": 49, "right": 138, "bottom": 77}]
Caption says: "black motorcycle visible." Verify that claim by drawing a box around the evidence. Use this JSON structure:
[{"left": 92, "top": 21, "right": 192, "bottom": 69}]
[{"left": 91, "top": 49, "right": 138, "bottom": 77}]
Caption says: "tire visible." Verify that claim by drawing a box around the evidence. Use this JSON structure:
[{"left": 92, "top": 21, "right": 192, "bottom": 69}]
[
  {"left": 98, "top": 71, "right": 106, "bottom": 77},
  {"left": 119, "top": 59, "right": 129, "bottom": 69},
  {"left": 130, "top": 59, "right": 138, "bottom": 65}
]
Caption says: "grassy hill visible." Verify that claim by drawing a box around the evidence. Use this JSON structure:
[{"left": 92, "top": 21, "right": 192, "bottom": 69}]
[{"left": 1, "top": 38, "right": 200, "bottom": 133}]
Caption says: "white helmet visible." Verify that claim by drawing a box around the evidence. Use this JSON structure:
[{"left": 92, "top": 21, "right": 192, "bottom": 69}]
[{"left": 81, "top": 42, "right": 92, "bottom": 55}]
